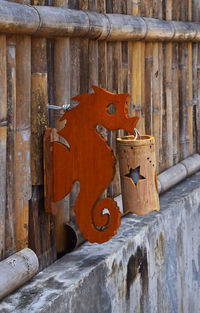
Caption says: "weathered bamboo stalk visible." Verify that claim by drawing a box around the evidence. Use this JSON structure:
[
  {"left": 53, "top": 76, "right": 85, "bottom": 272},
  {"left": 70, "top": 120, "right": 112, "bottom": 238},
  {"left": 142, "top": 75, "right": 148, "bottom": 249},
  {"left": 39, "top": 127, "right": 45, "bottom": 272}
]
[
  {"left": 52, "top": 0, "right": 75, "bottom": 257},
  {"left": 106, "top": 2, "right": 113, "bottom": 198},
  {"left": 110, "top": 0, "right": 123, "bottom": 197},
  {"left": 192, "top": 0, "right": 199, "bottom": 154},
  {"left": 15, "top": 34, "right": 31, "bottom": 251},
  {"left": 5, "top": 38, "right": 17, "bottom": 258},
  {"left": 7, "top": 0, "right": 32, "bottom": 253},
  {"left": 127, "top": 2, "right": 134, "bottom": 124},
  {"left": 152, "top": 0, "right": 163, "bottom": 172},
  {"left": 195, "top": 50, "right": 200, "bottom": 152},
  {"left": 188, "top": 0, "right": 193, "bottom": 155},
  {"left": 97, "top": 0, "right": 108, "bottom": 199},
  {"left": 193, "top": 1, "right": 200, "bottom": 153},
  {"left": 119, "top": 3, "right": 128, "bottom": 129},
  {"left": 0, "top": 35, "right": 7, "bottom": 261},
  {"left": 29, "top": 0, "right": 56, "bottom": 269},
  {"left": 0, "top": 248, "right": 39, "bottom": 301},
  {"left": 31, "top": 1, "right": 48, "bottom": 185},
  {"left": 29, "top": 185, "right": 56, "bottom": 270},
  {"left": 172, "top": 0, "right": 180, "bottom": 164},
  {"left": 165, "top": 0, "right": 173, "bottom": 168},
  {"left": 68, "top": 32, "right": 81, "bottom": 229},
  {"left": 179, "top": 0, "right": 191, "bottom": 160},
  {"left": 88, "top": 1, "right": 98, "bottom": 93},
  {"left": 157, "top": 154, "right": 200, "bottom": 193},
  {"left": 142, "top": 0, "right": 153, "bottom": 136},
  {"left": 1, "top": 1, "right": 200, "bottom": 42},
  {"left": 132, "top": 0, "right": 145, "bottom": 134}
]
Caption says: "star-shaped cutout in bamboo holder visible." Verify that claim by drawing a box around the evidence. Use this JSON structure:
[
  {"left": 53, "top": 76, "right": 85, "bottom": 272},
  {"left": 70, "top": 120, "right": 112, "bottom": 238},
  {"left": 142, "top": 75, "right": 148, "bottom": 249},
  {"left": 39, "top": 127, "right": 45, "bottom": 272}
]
[{"left": 125, "top": 166, "right": 146, "bottom": 185}]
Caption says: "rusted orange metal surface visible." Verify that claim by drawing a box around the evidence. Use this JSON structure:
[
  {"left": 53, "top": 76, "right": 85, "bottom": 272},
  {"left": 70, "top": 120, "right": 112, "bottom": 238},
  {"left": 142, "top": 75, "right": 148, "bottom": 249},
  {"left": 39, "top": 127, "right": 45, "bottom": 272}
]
[{"left": 44, "top": 86, "right": 139, "bottom": 243}]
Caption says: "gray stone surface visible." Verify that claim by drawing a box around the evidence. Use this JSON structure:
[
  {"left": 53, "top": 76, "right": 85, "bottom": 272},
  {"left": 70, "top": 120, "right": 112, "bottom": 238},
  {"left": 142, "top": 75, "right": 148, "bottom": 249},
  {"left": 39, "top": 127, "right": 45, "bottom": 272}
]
[{"left": 0, "top": 172, "right": 200, "bottom": 313}]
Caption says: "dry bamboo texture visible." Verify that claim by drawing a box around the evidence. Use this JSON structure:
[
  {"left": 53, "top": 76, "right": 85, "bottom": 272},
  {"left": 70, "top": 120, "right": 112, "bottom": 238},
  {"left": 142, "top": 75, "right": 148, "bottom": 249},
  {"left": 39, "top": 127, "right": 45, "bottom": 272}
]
[
  {"left": 1, "top": 0, "right": 200, "bottom": 42},
  {"left": 0, "top": 0, "right": 200, "bottom": 267},
  {"left": 0, "top": 248, "right": 39, "bottom": 301}
]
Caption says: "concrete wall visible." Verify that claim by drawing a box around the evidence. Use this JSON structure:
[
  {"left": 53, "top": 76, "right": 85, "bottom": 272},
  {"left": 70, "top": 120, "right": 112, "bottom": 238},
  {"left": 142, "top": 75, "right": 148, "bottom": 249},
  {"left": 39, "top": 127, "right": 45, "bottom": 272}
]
[{"left": 0, "top": 172, "right": 200, "bottom": 313}]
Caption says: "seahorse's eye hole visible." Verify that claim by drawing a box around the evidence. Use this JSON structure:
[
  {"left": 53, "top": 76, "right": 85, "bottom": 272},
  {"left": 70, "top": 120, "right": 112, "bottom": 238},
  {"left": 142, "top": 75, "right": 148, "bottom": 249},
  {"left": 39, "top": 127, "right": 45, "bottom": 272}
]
[{"left": 107, "top": 103, "right": 116, "bottom": 115}]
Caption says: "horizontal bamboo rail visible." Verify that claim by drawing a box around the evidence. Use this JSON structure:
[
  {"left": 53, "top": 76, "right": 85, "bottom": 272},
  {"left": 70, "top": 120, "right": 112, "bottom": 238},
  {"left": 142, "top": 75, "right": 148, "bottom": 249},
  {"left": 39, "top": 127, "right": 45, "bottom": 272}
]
[
  {"left": 1, "top": 0, "right": 200, "bottom": 42},
  {"left": 0, "top": 248, "right": 39, "bottom": 300},
  {"left": 157, "top": 154, "right": 200, "bottom": 193}
]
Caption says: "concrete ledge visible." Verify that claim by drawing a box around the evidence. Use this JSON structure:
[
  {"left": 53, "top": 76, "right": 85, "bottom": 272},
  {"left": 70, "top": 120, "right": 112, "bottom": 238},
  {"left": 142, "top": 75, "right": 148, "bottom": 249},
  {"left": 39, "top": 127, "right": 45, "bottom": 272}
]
[{"left": 1, "top": 172, "right": 200, "bottom": 312}]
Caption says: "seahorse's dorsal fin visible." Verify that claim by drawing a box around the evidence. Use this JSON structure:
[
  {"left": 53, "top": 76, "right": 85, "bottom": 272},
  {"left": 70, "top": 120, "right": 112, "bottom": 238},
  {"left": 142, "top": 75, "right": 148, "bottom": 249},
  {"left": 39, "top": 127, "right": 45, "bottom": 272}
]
[
  {"left": 92, "top": 85, "right": 113, "bottom": 96},
  {"left": 71, "top": 86, "right": 113, "bottom": 103}
]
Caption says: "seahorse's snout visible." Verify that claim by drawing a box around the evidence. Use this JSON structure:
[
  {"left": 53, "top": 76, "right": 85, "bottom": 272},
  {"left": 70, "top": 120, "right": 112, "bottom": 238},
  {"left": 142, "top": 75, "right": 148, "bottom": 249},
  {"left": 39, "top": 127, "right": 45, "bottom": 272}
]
[{"left": 123, "top": 116, "right": 140, "bottom": 135}]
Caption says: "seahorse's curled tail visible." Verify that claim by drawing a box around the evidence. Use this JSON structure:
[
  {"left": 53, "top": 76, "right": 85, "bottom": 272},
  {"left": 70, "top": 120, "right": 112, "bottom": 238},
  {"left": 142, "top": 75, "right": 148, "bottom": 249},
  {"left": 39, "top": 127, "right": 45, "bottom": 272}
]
[{"left": 75, "top": 196, "right": 121, "bottom": 243}]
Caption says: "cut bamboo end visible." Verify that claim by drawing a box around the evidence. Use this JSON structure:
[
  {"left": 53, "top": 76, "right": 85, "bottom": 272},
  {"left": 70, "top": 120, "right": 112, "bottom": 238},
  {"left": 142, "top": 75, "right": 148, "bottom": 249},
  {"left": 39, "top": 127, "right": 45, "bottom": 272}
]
[
  {"left": 0, "top": 248, "right": 39, "bottom": 301},
  {"left": 65, "top": 219, "right": 85, "bottom": 252},
  {"left": 117, "top": 135, "right": 155, "bottom": 146}
]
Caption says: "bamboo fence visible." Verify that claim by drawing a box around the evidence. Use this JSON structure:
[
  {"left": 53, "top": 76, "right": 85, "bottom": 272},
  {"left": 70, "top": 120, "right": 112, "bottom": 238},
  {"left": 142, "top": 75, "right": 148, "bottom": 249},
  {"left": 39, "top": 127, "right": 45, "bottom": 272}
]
[{"left": 0, "top": 0, "right": 200, "bottom": 268}]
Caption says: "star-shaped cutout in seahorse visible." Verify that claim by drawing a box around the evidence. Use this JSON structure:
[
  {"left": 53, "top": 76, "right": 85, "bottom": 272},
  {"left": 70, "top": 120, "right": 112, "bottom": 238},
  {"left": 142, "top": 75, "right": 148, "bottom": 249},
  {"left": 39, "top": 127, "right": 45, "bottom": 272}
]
[{"left": 125, "top": 166, "right": 146, "bottom": 185}]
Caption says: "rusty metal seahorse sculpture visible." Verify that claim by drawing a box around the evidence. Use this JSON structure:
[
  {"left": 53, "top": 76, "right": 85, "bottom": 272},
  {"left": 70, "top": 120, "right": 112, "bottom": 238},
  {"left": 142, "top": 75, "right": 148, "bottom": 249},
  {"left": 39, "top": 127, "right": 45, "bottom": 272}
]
[{"left": 45, "top": 86, "right": 139, "bottom": 243}]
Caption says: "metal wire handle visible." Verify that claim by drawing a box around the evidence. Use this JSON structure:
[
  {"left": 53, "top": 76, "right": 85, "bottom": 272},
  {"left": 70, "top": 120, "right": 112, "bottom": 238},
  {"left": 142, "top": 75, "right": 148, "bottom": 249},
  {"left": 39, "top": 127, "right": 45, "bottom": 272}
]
[
  {"left": 46, "top": 104, "right": 71, "bottom": 111},
  {"left": 133, "top": 128, "right": 141, "bottom": 141}
]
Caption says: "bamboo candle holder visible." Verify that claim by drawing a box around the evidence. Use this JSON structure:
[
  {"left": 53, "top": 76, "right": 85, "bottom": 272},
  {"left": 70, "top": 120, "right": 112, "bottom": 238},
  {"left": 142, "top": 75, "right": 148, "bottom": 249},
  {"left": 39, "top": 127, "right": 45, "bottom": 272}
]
[{"left": 117, "top": 135, "right": 160, "bottom": 216}]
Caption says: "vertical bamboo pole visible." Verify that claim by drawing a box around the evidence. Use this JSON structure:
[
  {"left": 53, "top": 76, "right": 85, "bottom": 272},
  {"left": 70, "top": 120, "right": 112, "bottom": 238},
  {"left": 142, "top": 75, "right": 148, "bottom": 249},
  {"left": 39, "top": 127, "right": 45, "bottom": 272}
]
[
  {"left": 28, "top": 186, "right": 41, "bottom": 265},
  {"left": 106, "top": 0, "right": 114, "bottom": 198},
  {"left": 160, "top": 2, "right": 167, "bottom": 172},
  {"left": 118, "top": 0, "right": 130, "bottom": 124},
  {"left": 127, "top": 2, "right": 134, "bottom": 128},
  {"left": 121, "top": 42, "right": 129, "bottom": 95},
  {"left": 179, "top": 0, "right": 190, "bottom": 160},
  {"left": 97, "top": 0, "right": 108, "bottom": 198},
  {"left": 197, "top": 45, "right": 200, "bottom": 153},
  {"left": 188, "top": 0, "right": 194, "bottom": 155},
  {"left": 164, "top": 0, "right": 173, "bottom": 168},
  {"left": 141, "top": 0, "right": 153, "bottom": 136},
  {"left": 7, "top": 0, "right": 32, "bottom": 253},
  {"left": 192, "top": 0, "right": 197, "bottom": 154},
  {"left": 29, "top": 0, "right": 56, "bottom": 269},
  {"left": 98, "top": 0, "right": 107, "bottom": 92},
  {"left": 88, "top": 1, "right": 106, "bottom": 195},
  {"left": 151, "top": 0, "right": 163, "bottom": 172},
  {"left": 0, "top": 35, "right": 7, "bottom": 261},
  {"left": 52, "top": 0, "right": 73, "bottom": 257},
  {"left": 69, "top": 0, "right": 88, "bottom": 248},
  {"left": 5, "top": 38, "right": 17, "bottom": 258},
  {"left": 31, "top": 3, "right": 48, "bottom": 185},
  {"left": 172, "top": 0, "right": 180, "bottom": 164},
  {"left": 107, "top": 0, "right": 124, "bottom": 197},
  {"left": 67, "top": 2, "right": 81, "bottom": 227},
  {"left": 132, "top": 0, "right": 145, "bottom": 134},
  {"left": 78, "top": 0, "right": 89, "bottom": 95},
  {"left": 193, "top": 0, "right": 200, "bottom": 153},
  {"left": 15, "top": 35, "right": 31, "bottom": 251},
  {"left": 6, "top": 0, "right": 31, "bottom": 257},
  {"left": 88, "top": 0, "right": 98, "bottom": 92}
]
